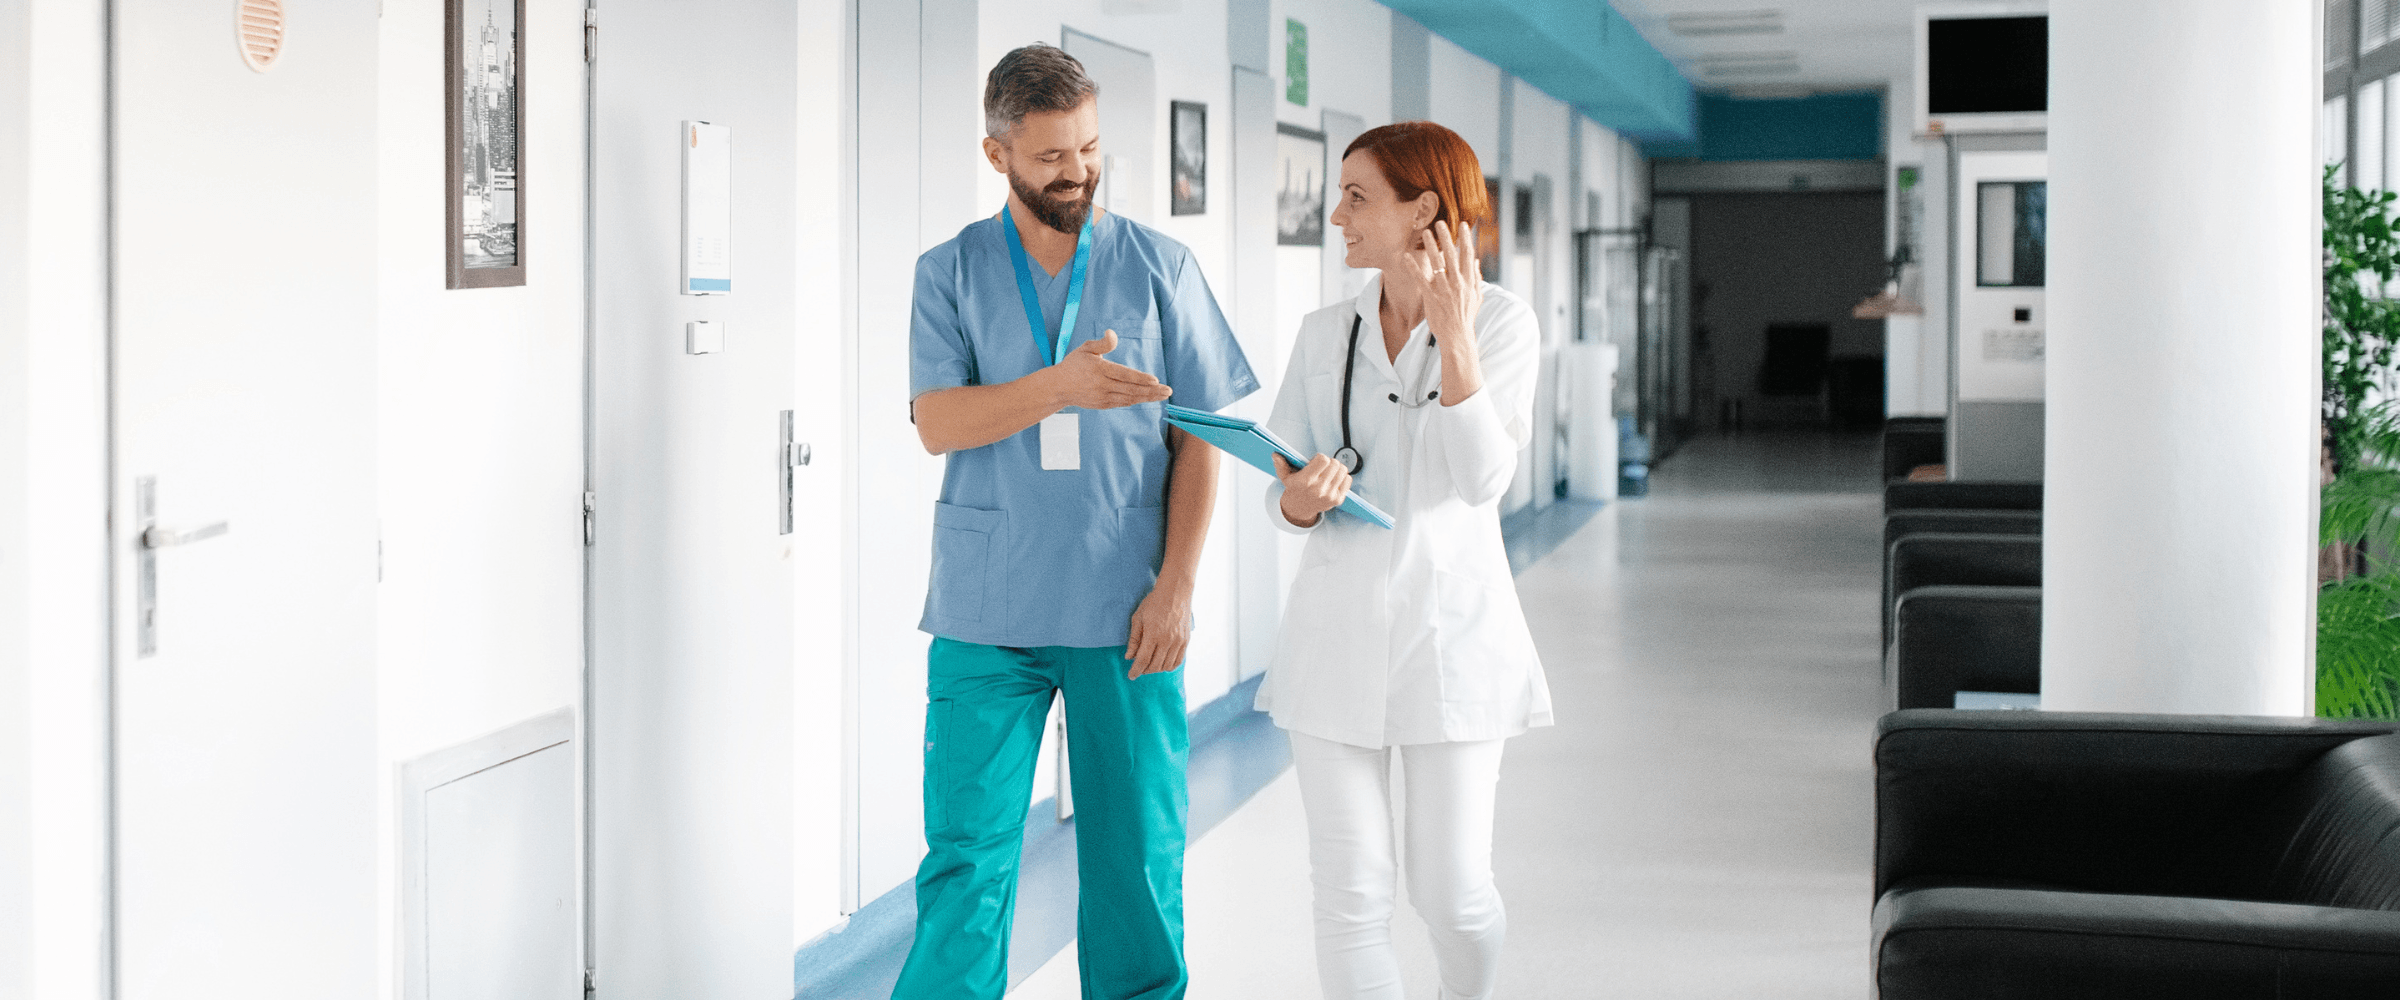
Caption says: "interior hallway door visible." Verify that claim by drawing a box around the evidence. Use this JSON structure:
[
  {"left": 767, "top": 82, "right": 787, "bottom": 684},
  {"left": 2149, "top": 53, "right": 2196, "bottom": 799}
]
[
  {"left": 587, "top": 1, "right": 802, "bottom": 995},
  {"left": 107, "top": 3, "right": 382, "bottom": 997}
]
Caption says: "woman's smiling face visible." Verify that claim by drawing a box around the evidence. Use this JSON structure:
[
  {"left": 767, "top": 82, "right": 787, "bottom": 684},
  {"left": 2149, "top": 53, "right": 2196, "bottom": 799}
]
[{"left": 1328, "top": 150, "right": 1441, "bottom": 272}]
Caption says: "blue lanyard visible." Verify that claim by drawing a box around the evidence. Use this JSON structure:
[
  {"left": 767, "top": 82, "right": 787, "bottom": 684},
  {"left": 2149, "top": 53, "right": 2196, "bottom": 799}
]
[{"left": 1002, "top": 209, "right": 1094, "bottom": 365}]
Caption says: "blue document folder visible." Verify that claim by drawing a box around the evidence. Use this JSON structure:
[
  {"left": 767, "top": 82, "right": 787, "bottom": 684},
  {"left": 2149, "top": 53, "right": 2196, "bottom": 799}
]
[{"left": 1163, "top": 404, "right": 1394, "bottom": 529}]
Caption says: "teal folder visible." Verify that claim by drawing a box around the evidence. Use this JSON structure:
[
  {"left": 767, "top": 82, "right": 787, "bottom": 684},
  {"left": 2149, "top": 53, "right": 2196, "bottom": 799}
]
[{"left": 1163, "top": 404, "right": 1394, "bottom": 529}]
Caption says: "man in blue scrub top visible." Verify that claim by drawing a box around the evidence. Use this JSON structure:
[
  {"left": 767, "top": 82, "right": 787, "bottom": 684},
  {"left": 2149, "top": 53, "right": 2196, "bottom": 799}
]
[{"left": 896, "top": 44, "right": 1259, "bottom": 1000}]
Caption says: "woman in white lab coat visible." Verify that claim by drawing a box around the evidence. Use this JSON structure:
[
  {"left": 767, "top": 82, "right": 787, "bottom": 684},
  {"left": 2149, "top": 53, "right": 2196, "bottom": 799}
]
[{"left": 1259, "top": 120, "right": 1550, "bottom": 1000}]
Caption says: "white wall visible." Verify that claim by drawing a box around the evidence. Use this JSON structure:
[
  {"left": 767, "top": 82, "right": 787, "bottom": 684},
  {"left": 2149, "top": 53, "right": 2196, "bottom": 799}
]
[
  {"left": 0, "top": 1, "right": 112, "bottom": 998},
  {"left": 373, "top": 3, "right": 588, "bottom": 995},
  {"left": 1427, "top": 33, "right": 1501, "bottom": 168},
  {"left": 1884, "top": 72, "right": 1944, "bottom": 417},
  {"left": 0, "top": 5, "right": 30, "bottom": 993}
]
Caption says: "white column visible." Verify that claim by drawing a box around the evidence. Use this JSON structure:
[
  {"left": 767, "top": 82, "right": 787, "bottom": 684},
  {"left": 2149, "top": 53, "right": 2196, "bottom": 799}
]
[{"left": 2043, "top": 2, "right": 2320, "bottom": 715}]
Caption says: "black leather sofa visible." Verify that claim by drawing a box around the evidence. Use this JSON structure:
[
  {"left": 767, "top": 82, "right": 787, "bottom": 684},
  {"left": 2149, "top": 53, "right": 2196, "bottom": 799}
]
[
  {"left": 1874, "top": 710, "right": 2400, "bottom": 998},
  {"left": 1889, "top": 586, "right": 2039, "bottom": 710},
  {"left": 1883, "top": 417, "right": 1947, "bottom": 480},
  {"left": 1883, "top": 509, "right": 2042, "bottom": 557},
  {"left": 1885, "top": 480, "right": 2044, "bottom": 514},
  {"left": 1884, "top": 532, "right": 2042, "bottom": 647}
]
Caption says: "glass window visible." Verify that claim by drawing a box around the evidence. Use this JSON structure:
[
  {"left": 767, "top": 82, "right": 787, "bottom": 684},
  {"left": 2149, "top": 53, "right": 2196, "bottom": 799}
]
[
  {"left": 2365, "top": 80, "right": 2386, "bottom": 190},
  {"left": 1977, "top": 181, "right": 2046, "bottom": 288},
  {"left": 2330, "top": 94, "right": 2353, "bottom": 187}
]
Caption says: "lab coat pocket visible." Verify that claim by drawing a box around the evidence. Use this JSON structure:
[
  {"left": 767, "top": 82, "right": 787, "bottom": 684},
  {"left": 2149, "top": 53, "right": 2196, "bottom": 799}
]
[
  {"left": 1431, "top": 567, "right": 1536, "bottom": 706},
  {"left": 928, "top": 502, "right": 1007, "bottom": 625}
]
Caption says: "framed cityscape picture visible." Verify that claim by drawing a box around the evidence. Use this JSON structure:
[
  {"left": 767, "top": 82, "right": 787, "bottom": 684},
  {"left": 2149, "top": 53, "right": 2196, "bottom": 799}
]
[
  {"left": 1275, "top": 123, "right": 1325, "bottom": 246},
  {"left": 447, "top": 0, "right": 526, "bottom": 288},
  {"left": 1170, "top": 101, "right": 1206, "bottom": 216}
]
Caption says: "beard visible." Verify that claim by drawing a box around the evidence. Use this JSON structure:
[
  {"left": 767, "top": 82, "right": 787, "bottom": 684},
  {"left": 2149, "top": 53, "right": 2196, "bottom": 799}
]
[{"left": 1008, "top": 168, "right": 1099, "bottom": 234}]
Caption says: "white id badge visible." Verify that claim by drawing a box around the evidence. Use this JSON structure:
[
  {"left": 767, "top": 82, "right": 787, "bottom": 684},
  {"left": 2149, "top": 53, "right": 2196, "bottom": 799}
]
[{"left": 1039, "top": 412, "right": 1081, "bottom": 470}]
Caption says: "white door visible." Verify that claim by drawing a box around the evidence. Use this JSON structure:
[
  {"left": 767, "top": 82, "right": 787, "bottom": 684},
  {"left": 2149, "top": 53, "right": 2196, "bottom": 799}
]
[
  {"left": 587, "top": 1, "right": 804, "bottom": 994},
  {"left": 109, "top": 3, "right": 383, "bottom": 997}
]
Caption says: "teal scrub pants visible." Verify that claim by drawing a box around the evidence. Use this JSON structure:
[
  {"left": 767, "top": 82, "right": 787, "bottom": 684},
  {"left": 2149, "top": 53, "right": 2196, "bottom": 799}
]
[{"left": 891, "top": 638, "right": 1190, "bottom": 1000}]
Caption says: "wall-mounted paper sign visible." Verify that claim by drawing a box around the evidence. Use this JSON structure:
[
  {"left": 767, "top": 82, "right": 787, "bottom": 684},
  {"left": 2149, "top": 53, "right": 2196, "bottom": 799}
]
[{"left": 682, "top": 121, "right": 730, "bottom": 295}]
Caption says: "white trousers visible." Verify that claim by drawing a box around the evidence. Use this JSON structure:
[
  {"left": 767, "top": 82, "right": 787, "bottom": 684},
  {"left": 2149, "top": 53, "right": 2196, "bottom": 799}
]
[{"left": 1289, "top": 731, "right": 1509, "bottom": 1000}]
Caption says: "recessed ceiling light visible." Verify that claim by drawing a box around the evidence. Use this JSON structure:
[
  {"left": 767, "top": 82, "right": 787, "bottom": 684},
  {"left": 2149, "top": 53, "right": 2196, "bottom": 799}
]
[
  {"left": 1700, "top": 56, "right": 1802, "bottom": 77},
  {"left": 1668, "top": 10, "right": 1784, "bottom": 37},
  {"left": 1726, "top": 84, "right": 1818, "bottom": 99},
  {"left": 1693, "top": 50, "right": 1800, "bottom": 74}
]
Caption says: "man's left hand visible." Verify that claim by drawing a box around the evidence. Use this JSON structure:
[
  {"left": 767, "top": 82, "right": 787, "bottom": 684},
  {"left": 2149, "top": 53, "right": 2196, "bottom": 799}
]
[{"left": 1125, "top": 585, "right": 1194, "bottom": 679}]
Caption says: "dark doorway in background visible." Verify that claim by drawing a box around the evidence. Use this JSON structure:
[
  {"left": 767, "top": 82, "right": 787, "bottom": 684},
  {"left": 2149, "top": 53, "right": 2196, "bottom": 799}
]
[{"left": 1685, "top": 192, "right": 1886, "bottom": 432}]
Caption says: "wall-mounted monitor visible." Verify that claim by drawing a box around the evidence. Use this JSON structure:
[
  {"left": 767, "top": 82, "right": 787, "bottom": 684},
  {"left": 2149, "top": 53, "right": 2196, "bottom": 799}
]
[{"left": 1915, "top": 4, "right": 2048, "bottom": 135}]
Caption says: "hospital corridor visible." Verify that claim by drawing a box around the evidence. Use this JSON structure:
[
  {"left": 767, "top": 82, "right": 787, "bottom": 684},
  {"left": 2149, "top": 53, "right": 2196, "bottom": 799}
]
[
  {"left": 2, "top": 3, "right": 2390, "bottom": 1000},
  {"left": 1013, "top": 432, "right": 1888, "bottom": 999}
]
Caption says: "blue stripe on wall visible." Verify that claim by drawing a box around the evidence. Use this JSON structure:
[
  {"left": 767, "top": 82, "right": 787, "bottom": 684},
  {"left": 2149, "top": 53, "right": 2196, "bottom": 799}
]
[
  {"left": 1642, "top": 91, "right": 1884, "bottom": 162},
  {"left": 1379, "top": 0, "right": 1695, "bottom": 142}
]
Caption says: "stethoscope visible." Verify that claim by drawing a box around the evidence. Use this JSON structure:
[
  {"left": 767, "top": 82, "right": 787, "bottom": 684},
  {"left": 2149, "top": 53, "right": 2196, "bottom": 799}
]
[{"left": 1334, "top": 314, "right": 1442, "bottom": 476}]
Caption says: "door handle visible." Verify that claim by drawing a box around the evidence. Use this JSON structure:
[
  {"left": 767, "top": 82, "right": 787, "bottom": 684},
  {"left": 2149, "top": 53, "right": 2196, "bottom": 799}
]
[
  {"left": 779, "top": 411, "right": 809, "bottom": 536},
  {"left": 136, "top": 477, "right": 229, "bottom": 658},
  {"left": 141, "top": 521, "right": 230, "bottom": 549}
]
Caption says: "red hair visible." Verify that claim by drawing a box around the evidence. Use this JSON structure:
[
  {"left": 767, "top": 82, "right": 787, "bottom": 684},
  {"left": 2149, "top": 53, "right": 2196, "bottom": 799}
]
[{"left": 1342, "top": 121, "right": 1491, "bottom": 237}]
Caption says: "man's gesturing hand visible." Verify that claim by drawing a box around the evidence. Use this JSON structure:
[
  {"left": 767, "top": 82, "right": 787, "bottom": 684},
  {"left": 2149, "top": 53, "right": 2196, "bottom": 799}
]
[
  {"left": 1273, "top": 453, "right": 1352, "bottom": 528},
  {"left": 1044, "top": 331, "right": 1173, "bottom": 410}
]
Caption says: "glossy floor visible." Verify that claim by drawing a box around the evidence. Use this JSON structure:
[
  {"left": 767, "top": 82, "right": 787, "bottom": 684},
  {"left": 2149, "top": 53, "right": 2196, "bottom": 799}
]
[{"left": 1012, "top": 430, "right": 1888, "bottom": 999}]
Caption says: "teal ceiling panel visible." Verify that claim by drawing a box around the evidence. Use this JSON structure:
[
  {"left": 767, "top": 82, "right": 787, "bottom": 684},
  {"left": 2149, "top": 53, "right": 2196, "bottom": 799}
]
[{"left": 1380, "top": 0, "right": 1696, "bottom": 142}]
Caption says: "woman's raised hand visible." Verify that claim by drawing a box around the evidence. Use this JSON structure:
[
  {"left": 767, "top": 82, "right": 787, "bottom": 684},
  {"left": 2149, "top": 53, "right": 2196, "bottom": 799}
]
[
  {"left": 1273, "top": 453, "right": 1352, "bottom": 528},
  {"left": 1408, "top": 222, "right": 1484, "bottom": 347}
]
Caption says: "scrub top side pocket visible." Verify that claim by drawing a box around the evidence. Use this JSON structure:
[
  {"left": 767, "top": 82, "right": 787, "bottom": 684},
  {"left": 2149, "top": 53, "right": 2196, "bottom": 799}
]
[{"left": 926, "top": 502, "right": 1008, "bottom": 628}]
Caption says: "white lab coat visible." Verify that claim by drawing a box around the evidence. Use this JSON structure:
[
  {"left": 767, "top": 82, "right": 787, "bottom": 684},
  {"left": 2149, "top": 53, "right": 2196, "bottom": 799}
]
[{"left": 1254, "top": 275, "right": 1553, "bottom": 748}]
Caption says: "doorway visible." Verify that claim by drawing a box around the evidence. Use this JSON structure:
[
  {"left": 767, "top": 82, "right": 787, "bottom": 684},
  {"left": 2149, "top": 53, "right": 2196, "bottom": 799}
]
[{"left": 1683, "top": 192, "right": 1886, "bottom": 433}]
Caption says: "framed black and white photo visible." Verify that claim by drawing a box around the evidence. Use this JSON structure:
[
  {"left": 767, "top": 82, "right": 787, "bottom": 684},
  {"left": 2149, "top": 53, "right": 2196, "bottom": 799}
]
[
  {"left": 1170, "top": 101, "right": 1206, "bottom": 216},
  {"left": 447, "top": 0, "right": 526, "bottom": 289},
  {"left": 1276, "top": 123, "right": 1325, "bottom": 247}
]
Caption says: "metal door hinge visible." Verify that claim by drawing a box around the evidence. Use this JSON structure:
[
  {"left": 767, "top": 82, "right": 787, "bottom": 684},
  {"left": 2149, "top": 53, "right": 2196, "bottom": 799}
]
[
  {"left": 584, "top": 8, "right": 598, "bottom": 63},
  {"left": 583, "top": 492, "right": 596, "bottom": 546}
]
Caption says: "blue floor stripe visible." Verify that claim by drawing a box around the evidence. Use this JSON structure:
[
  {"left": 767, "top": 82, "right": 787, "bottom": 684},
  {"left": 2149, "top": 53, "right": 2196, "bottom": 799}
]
[{"left": 794, "top": 499, "right": 1601, "bottom": 998}]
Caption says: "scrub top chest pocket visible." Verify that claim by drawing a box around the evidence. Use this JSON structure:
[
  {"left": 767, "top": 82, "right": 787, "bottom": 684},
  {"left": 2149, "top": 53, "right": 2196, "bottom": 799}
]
[{"left": 1103, "top": 317, "right": 1165, "bottom": 393}]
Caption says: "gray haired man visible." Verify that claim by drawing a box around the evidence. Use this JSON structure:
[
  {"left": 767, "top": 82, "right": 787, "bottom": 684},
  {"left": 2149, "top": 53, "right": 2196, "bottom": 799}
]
[{"left": 893, "top": 42, "right": 1258, "bottom": 1000}]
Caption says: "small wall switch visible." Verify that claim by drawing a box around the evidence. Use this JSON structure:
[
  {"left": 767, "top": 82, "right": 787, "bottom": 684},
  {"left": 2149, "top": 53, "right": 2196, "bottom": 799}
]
[{"left": 686, "top": 320, "right": 723, "bottom": 355}]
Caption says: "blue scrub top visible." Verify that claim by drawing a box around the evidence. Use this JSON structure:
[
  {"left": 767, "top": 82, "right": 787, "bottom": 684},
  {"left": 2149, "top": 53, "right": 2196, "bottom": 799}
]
[{"left": 911, "top": 210, "right": 1259, "bottom": 648}]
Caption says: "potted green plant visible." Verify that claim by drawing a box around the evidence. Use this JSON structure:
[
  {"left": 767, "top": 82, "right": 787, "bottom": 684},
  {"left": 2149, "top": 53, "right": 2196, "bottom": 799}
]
[{"left": 2318, "top": 167, "right": 2400, "bottom": 718}]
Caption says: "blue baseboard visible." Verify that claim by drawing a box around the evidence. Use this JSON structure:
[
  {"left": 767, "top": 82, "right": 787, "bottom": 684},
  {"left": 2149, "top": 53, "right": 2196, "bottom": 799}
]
[
  {"left": 794, "top": 500, "right": 1598, "bottom": 997},
  {"left": 1501, "top": 498, "right": 1605, "bottom": 574},
  {"left": 793, "top": 673, "right": 1288, "bottom": 999}
]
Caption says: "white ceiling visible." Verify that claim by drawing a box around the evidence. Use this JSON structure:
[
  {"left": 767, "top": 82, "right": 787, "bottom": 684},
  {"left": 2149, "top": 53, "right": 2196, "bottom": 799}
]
[{"left": 1611, "top": 0, "right": 1926, "bottom": 96}]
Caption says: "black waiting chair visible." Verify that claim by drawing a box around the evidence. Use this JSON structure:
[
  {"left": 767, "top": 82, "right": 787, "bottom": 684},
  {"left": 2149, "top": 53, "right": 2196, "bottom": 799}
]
[
  {"left": 1882, "top": 417, "right": 1947, "bottom": 481},
  {"left": 1756, "top": 322, "right": 1832, "bottom": 424},
  {"left": 1881, "top": 514, "right": 2041, "bottom": 645},
  {"left": 1889, "top": 585, "right": 2039, "bottom": 710},
  {"left": 1884, "top": 533, "right": 2041, "bottom": 648},
  {"left": 1885, "top": 480, "right": 2043, "bottom": 515},
  {"left": 1874, "top": 710, "right": 2400, "bottom": 997}
]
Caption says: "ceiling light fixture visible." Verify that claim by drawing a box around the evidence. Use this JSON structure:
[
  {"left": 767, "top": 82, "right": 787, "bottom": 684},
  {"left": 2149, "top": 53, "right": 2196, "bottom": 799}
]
[
  {"left": 1667, "top": 10, "right": 1785, "bottom": 37},
  {"left": 1699, "top": 55, "right": 1802, "bottom": 77}
]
